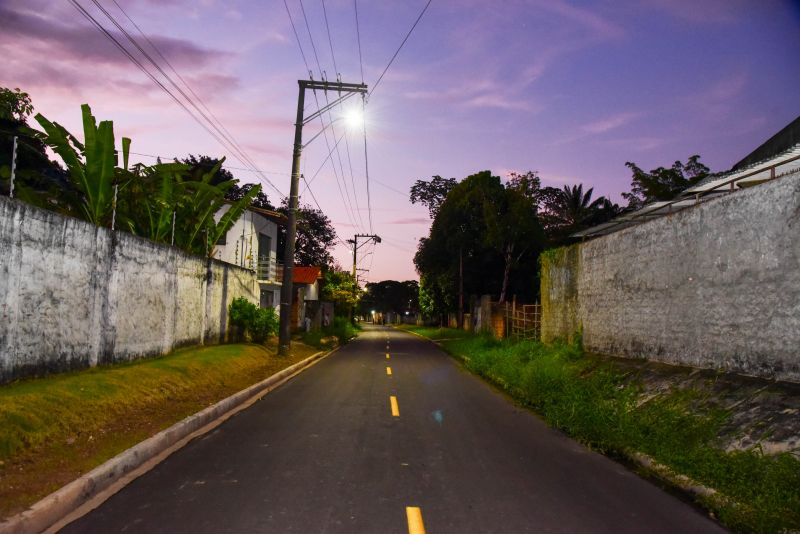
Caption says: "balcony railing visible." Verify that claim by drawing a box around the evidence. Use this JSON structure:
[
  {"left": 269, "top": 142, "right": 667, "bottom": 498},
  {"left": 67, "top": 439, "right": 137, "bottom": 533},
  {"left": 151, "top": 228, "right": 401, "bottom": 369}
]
[{"left": 257, "top": 259, "right": 284, "bottom": 283}]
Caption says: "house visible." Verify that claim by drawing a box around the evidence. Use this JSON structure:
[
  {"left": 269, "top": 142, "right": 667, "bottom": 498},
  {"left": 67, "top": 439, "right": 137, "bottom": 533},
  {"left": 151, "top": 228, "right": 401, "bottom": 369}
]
[
  {"left": 292, "top": 266, "right": 323, "bottom": 330},
  {"left": 213, "top": 205, "right": 287, "bottom": 311}
]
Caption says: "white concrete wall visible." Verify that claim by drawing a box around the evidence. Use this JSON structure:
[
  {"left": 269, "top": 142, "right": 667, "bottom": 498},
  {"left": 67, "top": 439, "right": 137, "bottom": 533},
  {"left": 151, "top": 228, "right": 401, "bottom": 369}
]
[
  {"left": 0, "top": 196, "right": 258, "bottom": 383},
  {"left": 541, "top": 172, "right": 800, "bottom": 382}
]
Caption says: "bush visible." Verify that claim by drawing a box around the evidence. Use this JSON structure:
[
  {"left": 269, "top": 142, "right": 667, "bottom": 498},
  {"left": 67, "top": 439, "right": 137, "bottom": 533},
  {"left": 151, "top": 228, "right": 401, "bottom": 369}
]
[{"left": 228, "top": 297, "right": 278, "bottom": 343}]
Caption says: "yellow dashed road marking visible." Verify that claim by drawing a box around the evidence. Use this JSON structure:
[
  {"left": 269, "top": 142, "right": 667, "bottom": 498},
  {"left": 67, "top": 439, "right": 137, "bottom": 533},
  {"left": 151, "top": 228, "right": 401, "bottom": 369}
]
[
  {"left": 390, "top": 396, "right": 400, "bottom": 417},
  {"left": 386, "top": 353, "right": 390, "bottom": 359},
  {"left": 406, "top": 506, "right": 426, "bottom": 534},
  {"left": 386, "top": 366, "right": 392, "bottom": 376}
]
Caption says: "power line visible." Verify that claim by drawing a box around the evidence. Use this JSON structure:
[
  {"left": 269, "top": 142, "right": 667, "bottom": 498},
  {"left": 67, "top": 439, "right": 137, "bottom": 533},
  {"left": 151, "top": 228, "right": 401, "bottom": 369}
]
[
  {"left": 283, "top": 0, "right": 311, "bottom": 73},
  {"left": 362, "top": 96, "right": 373, "bottom": 232},
  {"left": 370, "top": 0, "right": 433, "bottom": 98},
  {"left": 68, "top": 0, "right": 284, "bottom": 198},
  {"left": 321, "top": 0, "right": 338, "bottom": 76},
  {"left": 106, "top": 0, "right": 278, "bottom": 198},
  {"left": 128, "top": 151, "right": 290, "bottom": 175},
  {"left": 354, "top": 0, "right": 365, "bottom": 84},
  {"left": 320, "top": 0, "right": 365, "bottom": 231},
  {"left": 297, "top": 0, "right": 364, "bottom": 232}
]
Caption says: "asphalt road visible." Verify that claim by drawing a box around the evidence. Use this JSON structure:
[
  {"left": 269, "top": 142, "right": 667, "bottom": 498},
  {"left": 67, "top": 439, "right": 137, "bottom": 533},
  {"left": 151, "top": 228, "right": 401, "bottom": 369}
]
[{"left": 62, "top": 325, "right": 725, "bottom": 533}]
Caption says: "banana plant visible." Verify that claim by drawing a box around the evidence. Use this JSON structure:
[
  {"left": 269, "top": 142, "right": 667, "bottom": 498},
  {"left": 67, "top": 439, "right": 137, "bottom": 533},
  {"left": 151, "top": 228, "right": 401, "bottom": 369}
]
[
  {"left": 172, "top": 157, "right": 262, "bottom": 256},
  {"left": 34, "top": 104, "right": 129, "bottom": 227}
]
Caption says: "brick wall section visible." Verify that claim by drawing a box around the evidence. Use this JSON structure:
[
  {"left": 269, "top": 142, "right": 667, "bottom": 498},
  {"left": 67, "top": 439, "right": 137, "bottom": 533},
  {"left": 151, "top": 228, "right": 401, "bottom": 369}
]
[
  {"left": 541, "top": 172, "right": 800, "bottom": 383},
  {"left": 0, "top": 196, "right": 258, "bottom": 383}
]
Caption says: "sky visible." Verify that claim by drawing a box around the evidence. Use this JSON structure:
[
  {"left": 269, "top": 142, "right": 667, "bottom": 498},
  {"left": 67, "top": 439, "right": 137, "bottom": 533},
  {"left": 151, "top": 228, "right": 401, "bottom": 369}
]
[{"left": 1, "top": 0, "right": 799, "bottom": 282}]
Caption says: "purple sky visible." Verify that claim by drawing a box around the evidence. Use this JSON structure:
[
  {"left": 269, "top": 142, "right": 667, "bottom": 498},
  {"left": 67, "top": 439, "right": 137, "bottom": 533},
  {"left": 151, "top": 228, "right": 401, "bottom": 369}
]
[{"left": 2, "top": 0, "right": 799, "bottom": 282}]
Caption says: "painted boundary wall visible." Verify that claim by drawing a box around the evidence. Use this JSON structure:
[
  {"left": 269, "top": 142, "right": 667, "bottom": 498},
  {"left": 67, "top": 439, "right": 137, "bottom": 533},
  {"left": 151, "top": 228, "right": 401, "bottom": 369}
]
[
  {"left": 541, "top": 172, "right": 800, "bottom": 382},
  {"left": 0, "top": 196, "right": 258, "bottom": 384}
]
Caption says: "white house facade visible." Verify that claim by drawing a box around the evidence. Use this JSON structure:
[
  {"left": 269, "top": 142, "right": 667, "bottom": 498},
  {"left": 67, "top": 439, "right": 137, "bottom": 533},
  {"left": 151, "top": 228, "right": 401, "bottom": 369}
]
[{"left": 213, "top": 205, "right": 286, "bottom": 311}]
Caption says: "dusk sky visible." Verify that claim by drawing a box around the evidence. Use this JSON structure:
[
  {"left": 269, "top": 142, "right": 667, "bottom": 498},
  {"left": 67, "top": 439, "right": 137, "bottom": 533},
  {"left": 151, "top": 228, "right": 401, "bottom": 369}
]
[{"left": 2, "top": 0, "right": 799, "bottom": 282}]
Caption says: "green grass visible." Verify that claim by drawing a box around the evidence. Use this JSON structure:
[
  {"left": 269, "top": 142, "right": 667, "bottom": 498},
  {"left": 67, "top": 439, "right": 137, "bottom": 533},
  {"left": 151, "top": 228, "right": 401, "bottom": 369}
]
[
  {"left": 0, "top": 341, "right": 318, "bottom": 517},
  {"left": 301, "top": 316, "right": 361, "bottom": 349},
  {"left": 400, "top": 326, "right": 800, "bottom": 533}
]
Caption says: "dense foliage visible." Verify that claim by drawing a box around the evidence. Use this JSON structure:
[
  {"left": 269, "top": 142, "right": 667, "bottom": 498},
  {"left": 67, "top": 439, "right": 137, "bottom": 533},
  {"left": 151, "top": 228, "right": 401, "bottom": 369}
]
[
  {"left": 228, "top": 297, "right": 278, "bottom": 343},
  {"left": 359, "top": 280, "right": 419, "bottom": 316},
  {"left": 0, "top": 88, "right": 261, "bottom": 257}
]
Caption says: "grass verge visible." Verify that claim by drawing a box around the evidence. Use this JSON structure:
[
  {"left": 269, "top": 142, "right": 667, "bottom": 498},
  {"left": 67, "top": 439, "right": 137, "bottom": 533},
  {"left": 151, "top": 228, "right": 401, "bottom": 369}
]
[
  {"left": 399, "top": 325, "right": 800, "bottom": 533},
  {"left": 0, "top": 340, "right": 319, "bottom": 518},
  {"left": 300, "top": 316, "right": 362, "bottom": 349}
]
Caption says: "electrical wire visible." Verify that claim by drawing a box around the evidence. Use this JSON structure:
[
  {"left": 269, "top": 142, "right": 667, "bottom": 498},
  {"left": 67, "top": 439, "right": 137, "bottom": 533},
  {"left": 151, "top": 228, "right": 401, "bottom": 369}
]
[
  {"left": 106, "top": 0, "right": 280, "bottom": 198},
  {"left": 68, "top": 0, "right": 285, "bottom": 198},
  {"left": 361, "top": 96, "right": 373, "bottom": 232},
  {"left": 354, "top": 0, "right": 364, "bottom": 84},
  {"left": 320, "top": 0, "right": 365, "bottom": 231},
  {"left": 370, "top": 0, "right": 433, "bottom": 98},
  {"left": 298, "top": 0, "right": 364, "bottom": 232}
]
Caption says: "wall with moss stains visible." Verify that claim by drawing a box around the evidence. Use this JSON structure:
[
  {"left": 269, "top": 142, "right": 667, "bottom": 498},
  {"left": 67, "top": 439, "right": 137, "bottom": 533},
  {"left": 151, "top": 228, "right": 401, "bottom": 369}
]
[
  {"left": 540, "top": 172, "right": 800, "bottom": 382},
  {"left": 0, "top": 196, "right": 259, "bottom": 384}
]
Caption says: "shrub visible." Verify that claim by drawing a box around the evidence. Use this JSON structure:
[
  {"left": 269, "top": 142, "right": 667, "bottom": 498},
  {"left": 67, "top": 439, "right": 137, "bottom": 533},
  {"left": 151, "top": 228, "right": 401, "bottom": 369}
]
[{"left": 228, "top": 297, "right": 278, "bottom": 343}]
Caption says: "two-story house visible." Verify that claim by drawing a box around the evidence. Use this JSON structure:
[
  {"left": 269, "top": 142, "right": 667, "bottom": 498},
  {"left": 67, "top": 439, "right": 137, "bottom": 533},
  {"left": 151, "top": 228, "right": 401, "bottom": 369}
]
[{"left": 213, "top": 204, "right": 287, "bottom": 311}]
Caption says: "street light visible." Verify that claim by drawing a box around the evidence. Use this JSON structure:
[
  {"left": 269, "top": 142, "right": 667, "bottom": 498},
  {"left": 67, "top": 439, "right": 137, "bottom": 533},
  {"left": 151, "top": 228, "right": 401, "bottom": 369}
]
[{"left": 278, "top": 79, "right": 368, "bottom": 356}]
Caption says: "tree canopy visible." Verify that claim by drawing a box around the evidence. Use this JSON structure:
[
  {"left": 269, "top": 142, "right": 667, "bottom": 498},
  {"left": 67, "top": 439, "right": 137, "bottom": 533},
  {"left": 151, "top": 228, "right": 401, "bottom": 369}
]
[
  {"left": 359, "top": 280, "right": 419, "bottom": 316},
  {"left": 409, "top": 175, "right": 457, "bottom": 218},
  {"left": 622, "top": 155, "right": 711, "bottom": 209},
  {"left": 277, "top": 200, "right": 338, "bottom": 270}
]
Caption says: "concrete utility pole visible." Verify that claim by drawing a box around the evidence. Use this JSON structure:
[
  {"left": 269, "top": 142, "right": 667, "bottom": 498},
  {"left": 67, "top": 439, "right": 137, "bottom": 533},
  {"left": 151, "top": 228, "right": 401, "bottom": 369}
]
[
  {"left": 278, "top": 79, "right": 368, "bottom": 356},
  {"left": 347, "top": 234, "right": 381, "bottom": 321}
]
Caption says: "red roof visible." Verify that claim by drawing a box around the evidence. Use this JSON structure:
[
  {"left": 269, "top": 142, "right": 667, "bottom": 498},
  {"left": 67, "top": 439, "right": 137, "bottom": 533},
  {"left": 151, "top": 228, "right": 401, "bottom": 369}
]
[{"left": 293, "top": 266, "right": 322, "bottom": 284}]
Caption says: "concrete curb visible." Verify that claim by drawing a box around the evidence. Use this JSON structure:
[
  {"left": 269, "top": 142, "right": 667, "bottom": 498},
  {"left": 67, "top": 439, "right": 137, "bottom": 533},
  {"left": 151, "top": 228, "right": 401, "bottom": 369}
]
[{"left": 1, "top": 347, "right": 336, "bottom": 534}]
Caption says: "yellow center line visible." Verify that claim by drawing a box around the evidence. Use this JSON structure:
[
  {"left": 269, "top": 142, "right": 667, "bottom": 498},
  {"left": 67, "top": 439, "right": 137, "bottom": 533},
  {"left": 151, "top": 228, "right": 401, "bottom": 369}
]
[
  {"left": 390, "top": 395, "right": 400, "bottom": 417},
  {"left": 406, "top": 506, "right": 426, "bottom": 534},
  {"left": 386, "top": 366, "right": 392, "bottom": 376},
  {"left": 386, "top": 353, "right": 390, "bottom": 359}
]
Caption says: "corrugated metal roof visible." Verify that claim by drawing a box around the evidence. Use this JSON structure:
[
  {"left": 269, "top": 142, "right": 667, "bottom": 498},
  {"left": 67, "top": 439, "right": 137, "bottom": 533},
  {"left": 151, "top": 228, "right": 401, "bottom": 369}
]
[
  {"left": 572, "top": 143, "right": 800, "bottom": 239},
  {"left": 293, "top": 266, "right": 322, "bottom": 284}
]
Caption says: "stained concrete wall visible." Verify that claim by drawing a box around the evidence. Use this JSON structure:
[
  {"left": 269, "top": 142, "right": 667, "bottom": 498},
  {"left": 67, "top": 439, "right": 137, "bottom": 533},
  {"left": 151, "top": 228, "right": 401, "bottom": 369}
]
[
  {"left": 541, "top": 172, "right": 800, "bottom": 382},
  {"left": 0, "top": 196, "right": 258, "bottom": 383}
]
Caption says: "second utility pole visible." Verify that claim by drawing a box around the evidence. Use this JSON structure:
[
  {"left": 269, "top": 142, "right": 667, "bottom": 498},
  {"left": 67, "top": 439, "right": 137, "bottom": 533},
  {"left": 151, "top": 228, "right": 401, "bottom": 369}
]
[
  {"left": 278, "top": 79, "right": 368, "bottom": 356},
  {"left": 348, "top": 233, "right": 381, "bottom": 322}
]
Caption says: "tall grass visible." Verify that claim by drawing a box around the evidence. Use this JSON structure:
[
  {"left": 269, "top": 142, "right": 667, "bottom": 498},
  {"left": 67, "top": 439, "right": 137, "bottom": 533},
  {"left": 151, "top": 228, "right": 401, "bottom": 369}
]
[{"left": 414, "top": 329, "right": 800, "bottom": 532}]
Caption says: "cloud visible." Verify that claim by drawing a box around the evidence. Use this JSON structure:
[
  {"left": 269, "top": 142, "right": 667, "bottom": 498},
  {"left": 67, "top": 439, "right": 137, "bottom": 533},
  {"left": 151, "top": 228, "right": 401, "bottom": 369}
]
[
  {"left": 0, "top": 4, "right": 230, "bottom": 69},
  {"left": 549, "top": 111, "right": 642, "bottom": 146},
  {"left": 530, "top": 0, "right": 625, "bottom": 40},
  {"left": 386, "top": 217, "right": 431, "bottom": 225},
  {"left": 640, "top": 0, "right": 756, "bottom": 24},
  {"left": 580, "top": 112, "right": 641, "bottom": 134}
]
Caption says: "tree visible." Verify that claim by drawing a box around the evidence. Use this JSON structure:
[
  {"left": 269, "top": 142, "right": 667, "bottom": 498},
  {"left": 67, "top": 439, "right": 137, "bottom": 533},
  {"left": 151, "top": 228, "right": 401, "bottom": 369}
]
[
  {"left": 622, "top": 155, "right": 711, "bottom": 209},
  {"left": 35, "top": 104, "right": 130, "bottom": 226},
  {"left": 277, "top": 200, "right": 337, "bottom": 269},
  {"left": 488, "top": 177, "right": 545, "bottom": 302},
  {"left": 0, "top": 86, "right": 70, "bottom": 204},
  {"left": 0, "top": 87, "right": 33, "bottom": 122},
  {"left": 360, "top": 280, "right": 419, "bottom": 316},
  {"left": 538, "top": 183, "right": 618, "bottom": 244},
  {"left": 321, "top": 269, "right": 360, "bottom": 317},
  {"left": 409, "top": 175, "right": 457, "bottom": 218},
  {"left": 414, "top": 170, "right": 546, "bottom": 318},
  {"left": 30, "top": 102, "right": 260, "bottom": 256},
  {"left": 181, "top": 154, "right": 274, "bottom": 209}
]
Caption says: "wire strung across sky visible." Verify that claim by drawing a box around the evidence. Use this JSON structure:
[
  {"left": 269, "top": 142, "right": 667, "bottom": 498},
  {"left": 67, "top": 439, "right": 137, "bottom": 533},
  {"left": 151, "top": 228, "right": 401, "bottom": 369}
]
[{"left": 67, "top": 0, "right": 285, "bottom": 199}]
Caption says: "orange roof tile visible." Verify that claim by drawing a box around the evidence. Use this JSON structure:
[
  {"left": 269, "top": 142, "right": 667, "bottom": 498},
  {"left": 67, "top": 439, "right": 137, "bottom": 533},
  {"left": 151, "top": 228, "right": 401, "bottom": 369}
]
[{"left": 293, "top": 266, "right": 322, "bottom": 284}]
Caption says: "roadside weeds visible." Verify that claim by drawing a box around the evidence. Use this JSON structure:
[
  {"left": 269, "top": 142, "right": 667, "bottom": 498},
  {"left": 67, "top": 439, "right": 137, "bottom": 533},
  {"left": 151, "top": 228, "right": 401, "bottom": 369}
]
[{"left": 398, "top": 325, "right": 800, "bottom": 533}]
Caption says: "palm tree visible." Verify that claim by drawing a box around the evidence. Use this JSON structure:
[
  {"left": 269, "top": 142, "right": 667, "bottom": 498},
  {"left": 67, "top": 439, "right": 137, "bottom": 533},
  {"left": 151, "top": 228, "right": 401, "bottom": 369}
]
[{"left": 552, "top": 184, "right": 603, "bottom": 228}]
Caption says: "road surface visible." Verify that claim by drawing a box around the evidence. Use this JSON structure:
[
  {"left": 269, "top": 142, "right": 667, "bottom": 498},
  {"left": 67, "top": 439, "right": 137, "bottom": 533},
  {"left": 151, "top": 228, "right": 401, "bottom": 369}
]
[{"left": 63, "top": 324, "right": 724, "bottom": 533}]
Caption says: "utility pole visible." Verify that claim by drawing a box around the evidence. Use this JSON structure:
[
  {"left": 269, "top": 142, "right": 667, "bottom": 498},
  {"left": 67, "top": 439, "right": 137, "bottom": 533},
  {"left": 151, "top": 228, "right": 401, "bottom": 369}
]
[
  {"left": 278, "top": 79, "right": 368, "bottom": 356},
  {"left": 347, "top": 234, "right": 381, "bottom": 322}
]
